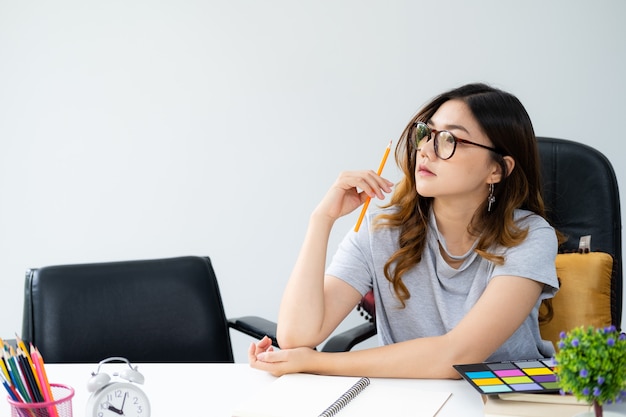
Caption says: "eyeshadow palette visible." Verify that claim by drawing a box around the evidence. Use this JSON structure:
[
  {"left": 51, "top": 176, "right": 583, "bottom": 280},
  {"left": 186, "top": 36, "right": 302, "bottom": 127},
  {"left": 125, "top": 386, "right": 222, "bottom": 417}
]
[{"left": 453, "top": 358, "right": 560, "bottom": 395}]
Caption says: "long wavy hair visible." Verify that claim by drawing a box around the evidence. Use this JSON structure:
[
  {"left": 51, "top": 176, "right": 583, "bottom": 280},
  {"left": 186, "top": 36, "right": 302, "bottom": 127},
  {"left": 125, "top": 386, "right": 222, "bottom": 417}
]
[{"left": 375, "top": 83, "right": 556, "bottom": 321}]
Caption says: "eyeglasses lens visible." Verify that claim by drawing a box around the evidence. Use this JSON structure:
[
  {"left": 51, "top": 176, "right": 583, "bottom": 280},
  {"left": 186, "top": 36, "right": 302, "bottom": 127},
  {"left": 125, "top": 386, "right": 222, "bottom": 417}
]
[
  {"left": 414, "top": 122, "right": 455, "bottom": 160},
  {"left": 436, "top": 131, "right": 455, "bottom": 159},
  {"left": 414, "top": 123, "right": 430, "bottom": 150}
]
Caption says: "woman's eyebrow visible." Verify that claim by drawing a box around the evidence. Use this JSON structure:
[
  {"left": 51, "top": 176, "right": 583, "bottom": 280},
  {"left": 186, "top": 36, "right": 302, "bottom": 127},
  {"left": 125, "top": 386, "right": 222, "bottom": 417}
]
[{"left": 426, "top": 119, "right": 470, "bottom": 135}]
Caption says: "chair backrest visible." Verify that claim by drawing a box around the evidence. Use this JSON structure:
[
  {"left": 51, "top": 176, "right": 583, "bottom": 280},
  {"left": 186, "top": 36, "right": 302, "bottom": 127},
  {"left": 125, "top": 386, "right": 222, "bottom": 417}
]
[
  {"left": 537, "top": 137, "right": 622, "bottom": 330},
  {"left": 21, "top": 256, "right": 234, "bottom": 363}
]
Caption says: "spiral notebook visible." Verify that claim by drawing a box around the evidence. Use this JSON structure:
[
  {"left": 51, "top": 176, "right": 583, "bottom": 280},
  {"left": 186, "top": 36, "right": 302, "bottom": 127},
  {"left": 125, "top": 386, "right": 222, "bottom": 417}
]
[{"left": 231, "top": 373, "right": 451, "bottom": 417}]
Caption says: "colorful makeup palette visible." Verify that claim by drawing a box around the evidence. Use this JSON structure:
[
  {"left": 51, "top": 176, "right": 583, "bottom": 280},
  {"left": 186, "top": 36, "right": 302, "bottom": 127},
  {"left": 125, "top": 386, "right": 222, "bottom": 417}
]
[{"left": 453, "top": 358, "right": 560, "bottom": 395}]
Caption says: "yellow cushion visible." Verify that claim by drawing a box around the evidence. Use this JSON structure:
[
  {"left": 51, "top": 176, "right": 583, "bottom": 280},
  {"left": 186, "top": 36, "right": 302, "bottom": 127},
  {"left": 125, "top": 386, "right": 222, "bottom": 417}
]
[{"left": 539, "top": 252, "right": 613, "bottom": 349}]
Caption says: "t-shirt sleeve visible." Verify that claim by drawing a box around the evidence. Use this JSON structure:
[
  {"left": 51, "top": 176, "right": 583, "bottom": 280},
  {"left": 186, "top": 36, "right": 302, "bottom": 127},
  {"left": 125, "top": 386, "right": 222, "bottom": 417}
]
[
  {"left": 325, "top": 214, "right": 375, "bottom": 297},
  {"left": 492, "top": 214, "right": 559, "bottom": 300}
]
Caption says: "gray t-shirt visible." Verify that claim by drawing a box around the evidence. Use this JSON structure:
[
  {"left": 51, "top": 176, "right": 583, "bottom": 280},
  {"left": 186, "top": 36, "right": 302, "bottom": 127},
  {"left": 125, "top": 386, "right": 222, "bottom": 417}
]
[{"left": 326, "top": 207, "right": 559, "bottom": 361}]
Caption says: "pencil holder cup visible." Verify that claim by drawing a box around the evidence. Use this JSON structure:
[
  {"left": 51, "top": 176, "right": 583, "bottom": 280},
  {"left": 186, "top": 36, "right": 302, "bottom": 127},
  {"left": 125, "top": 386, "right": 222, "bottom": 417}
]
[{"left": 7, "top": 383, "right": 74, "bottom": 417}]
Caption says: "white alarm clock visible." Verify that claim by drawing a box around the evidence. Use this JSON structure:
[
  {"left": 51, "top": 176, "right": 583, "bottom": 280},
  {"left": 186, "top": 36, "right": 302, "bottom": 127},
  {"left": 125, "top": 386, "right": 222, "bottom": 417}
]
[{"left": 86, "top": 357, "right": 151, "bottom": 417}]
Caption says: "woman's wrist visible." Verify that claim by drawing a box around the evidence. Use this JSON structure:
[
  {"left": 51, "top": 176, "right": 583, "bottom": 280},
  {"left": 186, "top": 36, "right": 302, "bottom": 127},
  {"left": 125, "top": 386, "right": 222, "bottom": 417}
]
[{"left": 309, "top": 209, "right": 337, "bottom": 230}]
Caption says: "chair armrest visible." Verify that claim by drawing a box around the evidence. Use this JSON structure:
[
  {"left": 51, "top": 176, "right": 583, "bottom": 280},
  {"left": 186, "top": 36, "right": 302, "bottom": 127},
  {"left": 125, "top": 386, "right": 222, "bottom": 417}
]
[
  {"left": 228, "top": 316, "right": 280, "bottom": 348},
  {"left": 229, "top": 316, "right": 377, "bottom": 352},
  {"left": 321, "top": 322, "right": 377, "bottom": 352}
]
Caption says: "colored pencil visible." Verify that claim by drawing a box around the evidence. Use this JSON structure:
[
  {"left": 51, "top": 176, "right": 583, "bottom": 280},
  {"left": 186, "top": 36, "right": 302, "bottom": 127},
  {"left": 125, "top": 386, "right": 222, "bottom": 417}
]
[
  {"left": 354, "top": 140, "right": 392, "bottom": 232},
  {"left": 16, "top": 336, "right": 43, "bottom": 395},
  {"left": 14, "top": 336, "right": 32, "bottom": 364},
  {"left": 17, "top": 350, "right": 44, "bottom": 403},
  {"left": 31, "top": 346, "right": 59, "bottom": 417},
  {"left": 0, "top": 339, "right": 53, "bottom": 417},
  {"left": 0, "top": 338, "right": 13, "bottom": 382},
  {"left": 6, "top": 349, "right": 31, "bottom": 403},
  {"left": 0, "top": 347, "right": 12, "bottom": 385},
  {"left": 0, "top": 370, "right": 20, "bottom": 402},
  {"left": 0, "top": 371, "right": 32, "bottom": 417},
  {"left": 0, "top": 349, "right": 25, "bottom": 403}
]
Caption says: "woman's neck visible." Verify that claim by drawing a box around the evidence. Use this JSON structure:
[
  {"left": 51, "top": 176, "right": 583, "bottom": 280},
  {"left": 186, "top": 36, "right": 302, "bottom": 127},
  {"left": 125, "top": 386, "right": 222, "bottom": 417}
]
[{"left": 432, "top": 203, "right": 480, "bottom": 257}]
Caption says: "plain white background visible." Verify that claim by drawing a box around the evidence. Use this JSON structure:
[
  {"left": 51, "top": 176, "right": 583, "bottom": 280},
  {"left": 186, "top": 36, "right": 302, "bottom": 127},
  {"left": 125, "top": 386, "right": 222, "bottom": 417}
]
[{"left": 1, "top": 1, "right": 624, "bottom": 363}]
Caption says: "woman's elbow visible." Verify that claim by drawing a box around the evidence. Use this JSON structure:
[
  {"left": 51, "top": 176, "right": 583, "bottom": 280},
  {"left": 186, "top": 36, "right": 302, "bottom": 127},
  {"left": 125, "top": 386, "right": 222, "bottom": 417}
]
[{"left": 276, "top": 327, "right": 319, "bottom": 350}]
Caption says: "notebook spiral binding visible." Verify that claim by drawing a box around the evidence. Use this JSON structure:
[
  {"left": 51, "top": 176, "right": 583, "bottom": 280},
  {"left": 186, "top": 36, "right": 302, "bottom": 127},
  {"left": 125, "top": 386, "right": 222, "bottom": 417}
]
[{"left": 318, "top": 377, "right": 371, "bottom": 417}]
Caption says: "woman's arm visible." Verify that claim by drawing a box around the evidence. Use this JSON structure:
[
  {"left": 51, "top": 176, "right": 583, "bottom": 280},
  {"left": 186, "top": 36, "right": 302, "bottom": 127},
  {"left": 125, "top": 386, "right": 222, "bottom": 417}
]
[
  {"left": 276, "top": 171, "right": 393, "bottom": 349},
  {"left": 253, "top": 274, "right": 543, "bottom": 379}
]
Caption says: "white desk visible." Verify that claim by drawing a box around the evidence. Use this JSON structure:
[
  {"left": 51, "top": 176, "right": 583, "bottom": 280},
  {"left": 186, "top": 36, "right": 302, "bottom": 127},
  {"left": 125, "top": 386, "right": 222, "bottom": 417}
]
[
  {"left": 42, "top": 363, "right": 481, "bottom": 416},
  {"left": 40, "top": 363, "right": 626, "bottom": 416}
]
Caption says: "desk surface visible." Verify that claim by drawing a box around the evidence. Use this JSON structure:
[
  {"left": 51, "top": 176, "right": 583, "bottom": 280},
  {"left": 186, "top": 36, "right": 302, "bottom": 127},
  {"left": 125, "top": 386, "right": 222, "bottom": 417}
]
[
  {"left": 39, "top": 363, "right": 626, "bottom": 417},
  {"left": 43, "top": 363, "right": 482, "bottom": 417}
]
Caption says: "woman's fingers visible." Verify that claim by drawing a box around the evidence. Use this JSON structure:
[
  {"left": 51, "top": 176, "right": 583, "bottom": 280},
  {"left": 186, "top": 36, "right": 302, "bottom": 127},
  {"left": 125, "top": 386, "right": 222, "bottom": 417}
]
[
  {"left": 256, "top": 349, "right": 284, "bottom": 363},
  {"left": 249, "top": 346, "right": 316, "bottom": 377},
  {"left": 314, "top": 170, "right": 394, "bottom": 224},
  {"left": 331, "top": 170, "right": 393, "bottom": 204},
  {"left": 338, "top": 170, "right": 393, "bottom": 200},
  {"left": 248, "top": 336, "right": 274, "bottom": 362},
  {"left": 248, "top": 343, "right": 288, "bottom": 376}
]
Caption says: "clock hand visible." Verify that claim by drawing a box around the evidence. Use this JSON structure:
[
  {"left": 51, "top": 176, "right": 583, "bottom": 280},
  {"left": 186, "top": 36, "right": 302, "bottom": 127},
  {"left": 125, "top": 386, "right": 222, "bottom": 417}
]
[
  {"left": 120, "top": 392, "right": 128, "bottom": 412},
  {"left": 108, "top": 393, "right": 128, "bottom": 415}
]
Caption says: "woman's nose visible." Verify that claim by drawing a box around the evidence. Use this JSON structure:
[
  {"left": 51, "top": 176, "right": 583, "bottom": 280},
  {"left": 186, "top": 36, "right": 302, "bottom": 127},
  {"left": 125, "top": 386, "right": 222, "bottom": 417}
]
[{"left": 417, "top": 137, "right": 436, "bottom": 159}]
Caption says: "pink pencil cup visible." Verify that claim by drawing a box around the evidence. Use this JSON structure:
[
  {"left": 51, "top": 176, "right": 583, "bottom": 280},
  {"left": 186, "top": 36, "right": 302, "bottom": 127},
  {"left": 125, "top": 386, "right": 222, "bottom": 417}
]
[{"left": 7, "top": 383, "right": 74, "bottom": 417}]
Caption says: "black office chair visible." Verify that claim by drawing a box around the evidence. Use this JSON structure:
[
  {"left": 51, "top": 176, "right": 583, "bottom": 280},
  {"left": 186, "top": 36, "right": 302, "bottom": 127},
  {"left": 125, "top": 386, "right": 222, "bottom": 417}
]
[
  {"left": 321, "top": 137, "right": 623, "bottom": 352},
  {"left": 21, "top": 256, "right": 277, "bottom": 363}
]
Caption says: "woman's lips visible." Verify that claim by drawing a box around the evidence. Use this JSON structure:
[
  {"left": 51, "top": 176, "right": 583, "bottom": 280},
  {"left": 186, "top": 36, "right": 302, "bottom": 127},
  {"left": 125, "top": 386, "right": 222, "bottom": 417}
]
[{"left": 418, "top": 164, "right": 434, "bottom": 176}]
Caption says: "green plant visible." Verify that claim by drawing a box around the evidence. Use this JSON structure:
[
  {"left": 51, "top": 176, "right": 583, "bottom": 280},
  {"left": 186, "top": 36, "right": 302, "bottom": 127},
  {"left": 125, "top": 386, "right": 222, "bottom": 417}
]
[{"left": 554, "top": 325, "right": 626, "bottom": 416}]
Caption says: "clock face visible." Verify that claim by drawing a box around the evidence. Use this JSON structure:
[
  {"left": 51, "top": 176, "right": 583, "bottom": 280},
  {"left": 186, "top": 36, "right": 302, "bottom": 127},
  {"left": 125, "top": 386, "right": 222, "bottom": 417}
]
[{"left": 87, "top": 382, "right": 151, "bottom": 417}]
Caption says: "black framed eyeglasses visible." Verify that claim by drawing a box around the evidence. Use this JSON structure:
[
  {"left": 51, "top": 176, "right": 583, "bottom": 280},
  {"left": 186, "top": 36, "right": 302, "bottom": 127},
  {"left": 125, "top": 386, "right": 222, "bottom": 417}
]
[{"left": 412, "top": 121, "right": 502, "bottom": 160}]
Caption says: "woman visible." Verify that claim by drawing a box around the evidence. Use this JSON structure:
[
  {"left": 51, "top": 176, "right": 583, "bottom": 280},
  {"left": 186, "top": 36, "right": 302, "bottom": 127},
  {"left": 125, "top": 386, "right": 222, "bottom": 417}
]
[{"left": 249, "top": 83, "right": 559, "bottom": 379}]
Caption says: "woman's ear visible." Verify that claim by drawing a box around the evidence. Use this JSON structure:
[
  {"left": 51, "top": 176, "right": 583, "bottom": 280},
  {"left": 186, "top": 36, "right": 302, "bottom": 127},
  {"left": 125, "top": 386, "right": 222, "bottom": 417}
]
[
  {"left": 489, "top": 156, "right": 515, "bottom": 184},
  {"left": 502, "top": 156, "right": 515, "bottom": 178}
]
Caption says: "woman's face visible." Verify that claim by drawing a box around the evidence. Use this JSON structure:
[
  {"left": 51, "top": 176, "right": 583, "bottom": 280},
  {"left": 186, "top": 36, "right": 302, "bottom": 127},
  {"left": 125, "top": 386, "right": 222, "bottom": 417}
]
[{"left": 414, "top": 99, "right": 500, "bottom": 206}]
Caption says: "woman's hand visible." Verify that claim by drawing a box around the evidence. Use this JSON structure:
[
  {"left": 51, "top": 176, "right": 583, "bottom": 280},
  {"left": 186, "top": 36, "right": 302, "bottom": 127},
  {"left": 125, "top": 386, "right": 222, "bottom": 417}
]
[
  {"left": 314, "top": 170, "right": 393, "bottom": 221},
  {"left": 248, "top": 336, "right": 317, "bottom": 377}
]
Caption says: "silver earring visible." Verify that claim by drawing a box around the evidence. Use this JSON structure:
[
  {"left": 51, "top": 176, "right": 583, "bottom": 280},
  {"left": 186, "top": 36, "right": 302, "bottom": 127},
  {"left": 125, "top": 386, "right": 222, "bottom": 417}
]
[{"left": 487, "top": 183, "right": 495, "bottom": 212}]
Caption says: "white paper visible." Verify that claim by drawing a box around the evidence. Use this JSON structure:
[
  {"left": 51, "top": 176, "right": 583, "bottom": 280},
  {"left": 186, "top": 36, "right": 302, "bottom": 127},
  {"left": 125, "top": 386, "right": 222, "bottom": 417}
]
[{"left": 232, "top": 373, "right": 451, "bottom": 417}]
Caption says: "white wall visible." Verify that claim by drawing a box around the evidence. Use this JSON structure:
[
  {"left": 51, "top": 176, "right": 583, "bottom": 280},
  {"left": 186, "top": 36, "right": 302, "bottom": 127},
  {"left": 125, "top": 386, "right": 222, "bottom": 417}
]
[{"left": 1, "top": 0, "right": 624, "bottom": 363}]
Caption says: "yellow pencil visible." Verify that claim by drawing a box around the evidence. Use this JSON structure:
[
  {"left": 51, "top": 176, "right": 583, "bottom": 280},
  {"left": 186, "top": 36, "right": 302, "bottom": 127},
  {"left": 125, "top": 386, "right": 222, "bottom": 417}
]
[
  {"left": 354, "top": 140, "right": 392, "bottom": 232},
  {"left": 0, "top": 338, "right": 9, "bottom": 377},
  {"left": 0, "top": 348, "right": 11, "bottom": 383},
  {"left": 14, "top": 335, "right": 32, "bottom": 364}
]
